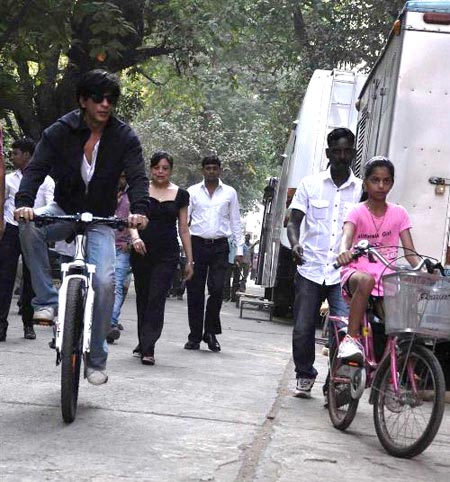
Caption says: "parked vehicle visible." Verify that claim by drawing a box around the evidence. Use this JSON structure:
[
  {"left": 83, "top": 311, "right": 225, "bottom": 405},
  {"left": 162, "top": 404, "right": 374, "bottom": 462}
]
[{"left": 354, "top": 0, "right": 450, "bottom": 264}]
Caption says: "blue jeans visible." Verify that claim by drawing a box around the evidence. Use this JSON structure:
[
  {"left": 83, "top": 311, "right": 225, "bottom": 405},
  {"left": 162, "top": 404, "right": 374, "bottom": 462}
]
[
  {"left": 19, "top": 202, "right": 115, "bottom": 370},
  {"left": 111, "top": 248, "right": 131, "bottom": 327},
  {"left": 292, "top": 274, "right": 348, "bottom": 379}
]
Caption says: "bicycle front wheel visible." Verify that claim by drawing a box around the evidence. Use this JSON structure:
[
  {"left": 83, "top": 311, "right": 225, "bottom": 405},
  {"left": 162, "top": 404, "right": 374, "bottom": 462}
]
[
  {"left": 61, "top": 278, "right": 84, "bottom": 424},
  {"left": 327, "top": 343, "right": 360, "bottom": 431},
  {"left": 373, "top": 344, "right": 445, "bottom": 458}
]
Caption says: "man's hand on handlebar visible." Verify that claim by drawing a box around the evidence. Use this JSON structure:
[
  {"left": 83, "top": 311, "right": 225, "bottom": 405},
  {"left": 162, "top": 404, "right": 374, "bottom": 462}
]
[
  {"left": 128, "top": 213, "right": 148, "bottom": 230},
  {"left": 14, "top": 207, "right": 34, "bottom": 222}
]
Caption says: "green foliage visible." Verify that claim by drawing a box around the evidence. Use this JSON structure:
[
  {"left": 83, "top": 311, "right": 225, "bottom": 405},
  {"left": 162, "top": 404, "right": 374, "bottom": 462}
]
[{"left": 0, "top": 0, "right": 406, "bottom": 207}]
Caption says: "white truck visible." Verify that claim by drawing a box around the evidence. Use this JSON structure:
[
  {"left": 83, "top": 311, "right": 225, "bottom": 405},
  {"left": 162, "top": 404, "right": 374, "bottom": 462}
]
[
  {"left": 354, "top": 0, "right": 450, "bottom": 264},
  {"left": 257, "top": 69, "right": 367, "bottom": 316}
]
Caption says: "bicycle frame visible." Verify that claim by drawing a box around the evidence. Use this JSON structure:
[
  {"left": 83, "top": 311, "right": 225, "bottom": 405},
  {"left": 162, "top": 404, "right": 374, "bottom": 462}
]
[
  {"left": 55, "top": 232, "right": 95, "bottom": 363},
  {"left": 330, "top": 314, "right": 424, "bottom": 403}
]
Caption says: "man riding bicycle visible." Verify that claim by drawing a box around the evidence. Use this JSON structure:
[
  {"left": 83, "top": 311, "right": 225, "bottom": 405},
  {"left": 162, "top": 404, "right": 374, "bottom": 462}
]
[{"left": 14, "top": 69, "right": 149, "bottom": 385}]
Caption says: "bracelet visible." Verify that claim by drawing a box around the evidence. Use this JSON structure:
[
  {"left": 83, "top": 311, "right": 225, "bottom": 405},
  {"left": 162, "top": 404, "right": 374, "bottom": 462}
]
[
  {"left": 186, "top": 261, "right": 195, "bottom": 265},
  {"left": 131, "top": 238, "right": 141, "bottom": 244}
]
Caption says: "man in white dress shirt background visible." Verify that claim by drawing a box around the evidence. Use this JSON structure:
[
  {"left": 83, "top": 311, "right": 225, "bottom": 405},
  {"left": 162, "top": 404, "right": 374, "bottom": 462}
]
[
  {"left": 185, "top": 155, "right": 243, "bottom": 352},
  {"left": 0, "top": 138, "right": 54, "bottom": 341}
]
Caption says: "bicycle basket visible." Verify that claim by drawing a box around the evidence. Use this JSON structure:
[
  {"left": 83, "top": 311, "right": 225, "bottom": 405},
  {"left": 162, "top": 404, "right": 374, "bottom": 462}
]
[{"left": 382, "top": 271, "right": 450, "bottom": 338}]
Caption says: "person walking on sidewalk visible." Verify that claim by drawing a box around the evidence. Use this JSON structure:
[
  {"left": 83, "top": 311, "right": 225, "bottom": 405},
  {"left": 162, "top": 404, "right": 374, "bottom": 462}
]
[
  {"left": 106, "top": 172, "right": 132, "bottom": 344},
  {"left": 287, "top": 128, "right": 362, "bottom": 398},
  {"left": 185, "top": 155, "right": 243, "bottom": 352},
  {"left": 0, "top": 138, "right": 54, "bottom": 342},
  {"left": 0, "top": 126, "right": 5, "bottom": 241},
  {"left": 129, "top": 151, "right": 194, "bottom": 365},
  {"left": 15, "top": 69, "right": 149, "bottom": 385}
]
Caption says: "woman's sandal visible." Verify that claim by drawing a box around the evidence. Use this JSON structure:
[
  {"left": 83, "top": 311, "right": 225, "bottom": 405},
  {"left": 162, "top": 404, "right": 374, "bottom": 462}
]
[{"left": 141, "top": 354, "right": 155, "bottom": 365}]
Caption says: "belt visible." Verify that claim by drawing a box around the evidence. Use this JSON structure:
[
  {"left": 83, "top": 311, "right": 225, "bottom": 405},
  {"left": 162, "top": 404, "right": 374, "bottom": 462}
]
[{"left": 192, "top": 235, "right": 227, "bottom": 245}]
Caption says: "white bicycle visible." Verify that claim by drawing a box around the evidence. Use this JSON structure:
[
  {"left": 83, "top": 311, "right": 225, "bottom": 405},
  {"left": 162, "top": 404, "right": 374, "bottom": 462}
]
[{"left": 34, "top": 212, "right": 127, "bottom": 423}]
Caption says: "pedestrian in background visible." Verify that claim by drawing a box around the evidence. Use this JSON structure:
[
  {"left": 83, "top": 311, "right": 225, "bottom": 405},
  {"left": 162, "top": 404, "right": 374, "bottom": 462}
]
[
  {"left": 0, "top": 138, "right": 54, "bottom": 342},
  {"left": 287, "top": 128, "right": 362, "bottom": 399},
  {"left": 223, "top": 237, "right": 241, "bottom": 302},
  {"left": 185, "top": 155, "right": 243, "bottom": 352},
  {"left": 0, "top": 126, "right": 5, "bottom": 241},
  {"left": 107, "top": 172, "right": 132, "bottom": 344},
  {"left": 130, "top": 151, "right": 193, "bottom": 365}
]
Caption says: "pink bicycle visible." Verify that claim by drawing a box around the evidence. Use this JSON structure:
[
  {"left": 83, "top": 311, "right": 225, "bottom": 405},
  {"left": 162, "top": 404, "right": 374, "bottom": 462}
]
[{"left": 328, "top": 240, "right": 449, "bottom": 458}]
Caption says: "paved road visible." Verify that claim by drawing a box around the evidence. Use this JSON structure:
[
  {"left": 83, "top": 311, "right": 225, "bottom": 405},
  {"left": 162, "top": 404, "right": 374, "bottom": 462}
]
[{"left": 1, "top": 288, "right": 450, "bottom": 481}]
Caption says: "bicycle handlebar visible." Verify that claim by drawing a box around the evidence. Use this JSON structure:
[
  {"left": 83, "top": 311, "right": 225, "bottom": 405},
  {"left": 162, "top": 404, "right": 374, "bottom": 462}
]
[
  {"left": 333, "top": 239, "right": 443, "bottom": 274},
  {"left": 33, "top": 213, "right": 129, "bottom": 230}
]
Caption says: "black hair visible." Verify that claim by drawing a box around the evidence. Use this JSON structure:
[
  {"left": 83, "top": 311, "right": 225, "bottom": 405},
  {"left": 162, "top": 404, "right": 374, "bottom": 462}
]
[
  {"left": 201, "top": 155, "right": 221, "bottom": 167},
  {"left": 364, "top": 156, "right": 395, "bottom": 181},
  {"left": 327, "top": 127, "right": 355, "bottom": 147},
  {"left": 76, "top": 69, "right": 120, "bottom": 103},
  {"left": 12, "top": 137, "right": 35, "bottom": 155},
  {"left": 150, "top": 150, "right": 174, "bottom": 169}
]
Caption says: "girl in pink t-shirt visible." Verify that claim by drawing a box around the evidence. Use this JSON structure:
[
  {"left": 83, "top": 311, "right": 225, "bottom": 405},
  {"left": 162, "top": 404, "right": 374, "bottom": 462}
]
[{"left": 335, "top": 157, "right": 421, "bottom": 363}]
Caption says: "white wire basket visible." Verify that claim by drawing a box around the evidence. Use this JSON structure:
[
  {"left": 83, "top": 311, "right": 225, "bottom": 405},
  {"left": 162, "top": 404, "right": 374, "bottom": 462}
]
[{"left": 382, "top": 271, "right": 450, "bottom": 338}]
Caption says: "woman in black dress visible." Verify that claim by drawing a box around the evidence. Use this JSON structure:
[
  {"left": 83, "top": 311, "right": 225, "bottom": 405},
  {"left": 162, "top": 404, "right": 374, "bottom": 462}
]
[{"left": 130, "top": 151, "right": 193, "bottom": 365}]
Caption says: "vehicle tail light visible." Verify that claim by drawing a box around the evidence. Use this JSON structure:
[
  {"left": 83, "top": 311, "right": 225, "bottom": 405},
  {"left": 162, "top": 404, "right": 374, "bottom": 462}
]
[{"left": 424, "top": 13, "right": 450, "bottom": 25}]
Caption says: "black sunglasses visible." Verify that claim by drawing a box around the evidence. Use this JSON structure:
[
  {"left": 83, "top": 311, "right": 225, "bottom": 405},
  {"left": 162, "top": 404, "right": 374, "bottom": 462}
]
[{"left": 89, "top": 92, "right": 118, "bottom": 104}]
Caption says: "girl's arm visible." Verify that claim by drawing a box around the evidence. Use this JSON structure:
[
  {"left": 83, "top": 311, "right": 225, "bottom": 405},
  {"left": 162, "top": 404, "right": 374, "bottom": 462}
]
[
  {"left": 178, "top": 206, "right": 194, "bottom": 281},
  {"left": 336, "top": 222, "right": 356, "bottom": 266},
  {"left": 399, "top": 228, "right": 421, "bottom": 268}
]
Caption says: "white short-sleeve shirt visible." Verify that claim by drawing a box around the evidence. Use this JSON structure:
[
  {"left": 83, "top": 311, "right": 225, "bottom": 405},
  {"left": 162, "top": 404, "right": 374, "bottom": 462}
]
[{"left": 289, "top": 168, "right": 362, "bottom": 285}]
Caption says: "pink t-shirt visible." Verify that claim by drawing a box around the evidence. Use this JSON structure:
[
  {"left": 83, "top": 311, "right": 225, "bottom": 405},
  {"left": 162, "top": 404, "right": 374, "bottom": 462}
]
[{"left": 340, "top": 202, "right": 412, "bottom": 296}]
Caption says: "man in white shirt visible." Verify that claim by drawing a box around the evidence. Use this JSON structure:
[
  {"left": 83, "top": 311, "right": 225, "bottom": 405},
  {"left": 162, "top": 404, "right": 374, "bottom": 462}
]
[
  {"left": 185, "top": 155, "right": 243, "bottom": 352},
  {"left": 287, "top": 128, "right": 362, "bottom": 399},
  {"left": 0, "top": 138, "right": 54, "bottom": 342}
]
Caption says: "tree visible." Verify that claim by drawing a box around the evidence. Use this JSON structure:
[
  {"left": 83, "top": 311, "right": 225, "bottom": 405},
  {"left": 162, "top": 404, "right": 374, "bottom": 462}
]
[{"left": 0, "top": 0, "right": 226, "bottom": 140}]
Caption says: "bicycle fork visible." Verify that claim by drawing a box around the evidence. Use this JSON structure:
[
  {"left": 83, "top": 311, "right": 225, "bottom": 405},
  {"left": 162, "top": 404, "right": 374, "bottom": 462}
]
[{"left": 55, "top": 267, "right": 95, "bottom": 366}]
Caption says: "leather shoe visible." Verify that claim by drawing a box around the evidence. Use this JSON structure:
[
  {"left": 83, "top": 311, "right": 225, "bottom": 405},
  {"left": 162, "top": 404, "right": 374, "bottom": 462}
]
[
  {"left": 203, "top": 333, "right": 221, "bottom": 352},
  {"left": 184, "top": 340, "right": 200, "bottom": 350},
  {"left": 0, "top": 323, "right": 7, "bottom": 342},
  {"left": 24, "top": 325, "right": 36, "bottom": 340}
]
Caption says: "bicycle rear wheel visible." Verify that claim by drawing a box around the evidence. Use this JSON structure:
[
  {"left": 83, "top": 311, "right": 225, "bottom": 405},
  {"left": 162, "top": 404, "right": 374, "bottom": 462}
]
[
  {"left": 327, "top": 343, "right": 360, "bottom": 430},
  {"left": 373, "top": 344, "right": 445, "bottom": 458},
  {"left": 61, "top": 278, "right": 84, "bottom": 424}
]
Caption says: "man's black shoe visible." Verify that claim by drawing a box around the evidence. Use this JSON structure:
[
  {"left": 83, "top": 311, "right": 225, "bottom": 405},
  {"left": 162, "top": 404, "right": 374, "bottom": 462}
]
[
  {"left": 203, "top": 333, "right": 221, "bottom": 352},
  {"left": 184, "top": 340, "right": 200, "bottom": 350},
  {"left": 0, "top": 323, "right": 8, "bottom": 342},
  {"left": 24, "top": 325, "right": 36, "bottom": 340},
  {"left": 106, "top": 326, "right": 120, "bottom": 344}
]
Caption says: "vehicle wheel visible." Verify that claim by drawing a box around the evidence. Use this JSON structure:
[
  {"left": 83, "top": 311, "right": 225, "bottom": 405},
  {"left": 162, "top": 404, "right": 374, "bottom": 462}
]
[
  {"left": 373, "top": 344, "right": 445, "bottom": 458},
  {"left": 327, "top": 339, "right": 359, "bottom": 430},
  {"left": 61, "top": 278, "right": 84, "bottom": 424}
]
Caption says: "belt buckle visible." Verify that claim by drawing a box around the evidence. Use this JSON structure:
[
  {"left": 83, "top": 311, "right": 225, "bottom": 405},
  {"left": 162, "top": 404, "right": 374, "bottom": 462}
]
[{"left": 204, "top": 238, "right": 215, "bottom": 244}]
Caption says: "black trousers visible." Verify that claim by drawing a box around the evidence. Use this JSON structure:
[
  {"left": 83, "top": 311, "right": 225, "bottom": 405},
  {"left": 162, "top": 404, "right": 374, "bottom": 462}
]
[
  {"left": 131, "top": 251, "right": 178, "bottom": 356},
  {"left": 186, "top": 236, "right": 229, "bottom": 342},
  {"left": 0, "top": 223, "right": 34, "bottom": 329}
]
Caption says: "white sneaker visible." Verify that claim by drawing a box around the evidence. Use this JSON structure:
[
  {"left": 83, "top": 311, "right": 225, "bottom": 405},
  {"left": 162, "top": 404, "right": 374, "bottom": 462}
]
[
  {"left": 338, "top": 335, "right": 364, "bottom": 364},
  {"left": 294, "top": 377, "right": 315, "bottom": 398},
  {"left": 33, "top": 307, "right": 55, "bottom": 324},
  {"left": 86, "top": 368, "right": 108, "bottom": 385}
]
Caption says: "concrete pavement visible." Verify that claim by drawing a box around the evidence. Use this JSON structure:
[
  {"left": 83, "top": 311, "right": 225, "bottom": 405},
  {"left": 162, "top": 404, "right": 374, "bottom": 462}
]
[{"left": 1, "top": 286, "right": 450, "bottom": 482}]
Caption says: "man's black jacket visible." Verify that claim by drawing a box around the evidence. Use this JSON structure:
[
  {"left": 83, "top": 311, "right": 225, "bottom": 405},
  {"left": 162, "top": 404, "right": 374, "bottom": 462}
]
[{"left": 16, "top": 110, "right": 149, "bottom": 216}]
